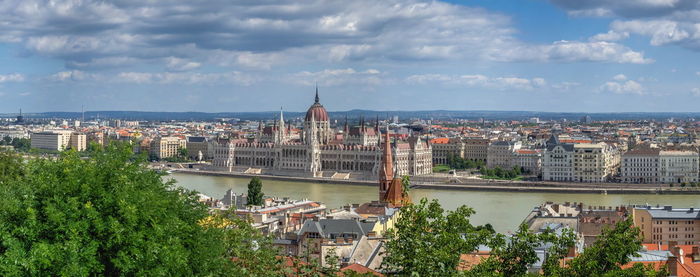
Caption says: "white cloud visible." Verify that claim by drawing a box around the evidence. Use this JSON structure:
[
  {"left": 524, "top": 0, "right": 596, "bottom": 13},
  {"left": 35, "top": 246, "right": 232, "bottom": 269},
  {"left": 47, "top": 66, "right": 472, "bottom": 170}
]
[
  {"left": 48, "top": 70, "right": 96, "bottom": 81},
  {"left": 613, "top": 74, "right": 627, "bottom": 81},
  {"left": 115, "top": 71, "right": 258, "bottom": 85},
  {"left": 405, "top": 74, "right": 547, "bottom": 90},
  {"left": 551, "top": 82, "right": 581, "bottom": 91},
  {"left": 493, "top": 41, "right": 652, "bottom": 64},
  {"left": 0, "top": 73, "right": 24, "bottom": 83},
  {"left": 291, "top": 68, "right": 384, "bottom": 87},
  {"left": 165, "top": 57, "right": 201, "bottom": 71},
  {"left": 590, "top": 30, "right": 630, "bottom": 42},
  {"left": 692, "top": 88, "right": 700, "bottom": 97},
  {"left": 0, "top": 0, "right": 653, "bottom": 73},
  {"left": 600, "top": 80, "right": 645, "bottom": 95}
]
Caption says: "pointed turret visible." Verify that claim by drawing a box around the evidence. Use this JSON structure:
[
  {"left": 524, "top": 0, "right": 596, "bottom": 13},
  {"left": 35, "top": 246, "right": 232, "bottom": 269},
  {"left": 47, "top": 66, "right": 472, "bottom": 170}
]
[
  {"left": 344, "top": 115, "right": 349, "bottom": 134},
  {"left": 314, "top": 84, "right": 320, "bottom": 104},
  {"left": 376, "top": 116, "right": 381, "bottom": 145}
]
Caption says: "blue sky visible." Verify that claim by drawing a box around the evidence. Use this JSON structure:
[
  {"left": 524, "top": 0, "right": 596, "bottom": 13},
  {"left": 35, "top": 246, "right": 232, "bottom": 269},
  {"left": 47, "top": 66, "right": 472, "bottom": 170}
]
[{"left": 0, "top": 0, "right": 699, "bottom": 113}]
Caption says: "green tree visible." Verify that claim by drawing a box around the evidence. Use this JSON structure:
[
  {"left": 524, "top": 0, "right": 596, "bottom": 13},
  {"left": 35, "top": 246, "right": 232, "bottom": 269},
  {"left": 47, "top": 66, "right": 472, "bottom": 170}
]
[
  {"left": 546, "top": 218, "right": 667, "bottom": 277},
  {"left": 247, "top": 177, "right": 264, "bottom": 206},
  {"left": 0, "top": 144, "right": 244, "bottom": 276},
  {"left": 204, "top": 210, "right": 284, "bottom": 276},
  {"left": 381, "top": 198, "right": 495, "bottom": 276},
  {"left": 469, "top": 224, "right": 576, "bottom": 276},
  {"left": 178, "top": 147, "right": 188, "bottom": 159},
  {"left": 401, "top": 175, "right": 411, "bottom": 196},
  {"left": 0, "top": 150, "right": 25, "bottom": 184}
]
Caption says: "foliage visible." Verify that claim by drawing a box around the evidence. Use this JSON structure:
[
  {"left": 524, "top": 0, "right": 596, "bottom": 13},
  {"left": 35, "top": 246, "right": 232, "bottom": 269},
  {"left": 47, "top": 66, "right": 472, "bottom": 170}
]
[
  {"left": 247, "top": 177, "right": 264, "bottom": 206},
  {"left": 381, "top": 198, "right": 495, "bottom": 276},
  {"left": 203, "top": 210, "right": 284, "bottom": 276},
  {"left": 446, "top": 153, "right": 485, "bottom": 170},
  {"left": 548, "top": 218, "right": 667, "bottom": 277},
  {"left": 0, "top": 136, "right": 31, "bottom": 152},
  {"left": 480, "top": 166, "right": 525, "bottom": 180},
  {"left": 178, "top": 147, "right": 188, "bottom": 159},
  {"left": 468, "top": 224, "right": 576, "bottom": 277},
  {"left": 433, "top": 164, "right": 451, "bottom": 173},
  {"left": 401, "top": 175, "right": 411, "bottom": 195},
  {"left": 0, "top": 150, "right": 25, "bottom": 185},
  {"left": 0, "top": 144, "right": 236, "bottom": 276}
]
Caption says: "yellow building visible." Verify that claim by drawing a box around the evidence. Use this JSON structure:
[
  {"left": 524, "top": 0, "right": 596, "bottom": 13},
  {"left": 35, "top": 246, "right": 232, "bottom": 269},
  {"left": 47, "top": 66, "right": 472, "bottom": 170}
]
[{"left": 150, "top": 136, "right": 186, "bottom": 159}]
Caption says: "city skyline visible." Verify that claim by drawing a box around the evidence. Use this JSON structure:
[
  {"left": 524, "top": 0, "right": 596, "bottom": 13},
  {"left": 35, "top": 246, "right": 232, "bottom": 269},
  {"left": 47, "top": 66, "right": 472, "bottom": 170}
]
[{"left": 1, "top": 0, "right": 700, "bottom": 113}]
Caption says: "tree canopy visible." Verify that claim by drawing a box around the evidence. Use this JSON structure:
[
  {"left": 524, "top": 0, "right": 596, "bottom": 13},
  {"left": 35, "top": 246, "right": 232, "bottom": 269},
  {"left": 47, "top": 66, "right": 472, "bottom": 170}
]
[
  {"left": 0, "top": 144, "right": 233, "bottom": 276},
  {"left": 247, "top": 177, "right": 264, "bottom": 206}
]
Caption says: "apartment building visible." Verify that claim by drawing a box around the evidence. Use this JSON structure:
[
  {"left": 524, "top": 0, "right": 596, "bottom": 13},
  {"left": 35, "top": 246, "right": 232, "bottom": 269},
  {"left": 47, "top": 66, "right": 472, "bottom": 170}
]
[
  {"left": 513, "top": 149, "right": 542, "bottom": 175},
  {"left": 621, "top": 147, "right": 660, "bottom": 183},
  {"left": 463, "top": 137, "right": 489, "bottom": 163},
  {"left": 573, "top": 143, "right": 618, "bottom": 183},
  {"left": 633, "top": 205, "right": 700, "bottom": 245},
  {"left": 69, "top": 133, "right": 87, "bottom": 152},
  {"left": 0, "top": 129, "right": 29, "bottom": 140},
  {"left": 150, "top": 136, "right": 186, "bottom": 159},
  {"left": 542, "top": 136, "right": 575, "bottom": 181},
  {"left": 431, "top": 138, "right": 464, "bottom": 165},
  {"left": 487, "top": 140, "right": 521, "bottom": 168},
  {"left": 659, "top": 150, "right": 699, "bottom": 184}
]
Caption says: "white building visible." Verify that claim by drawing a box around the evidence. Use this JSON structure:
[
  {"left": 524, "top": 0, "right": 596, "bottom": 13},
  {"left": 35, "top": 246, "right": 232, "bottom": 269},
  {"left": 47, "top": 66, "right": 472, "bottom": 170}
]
[
  {"left": 621, "top": 147, "right": 660, "bottom": 184},
  {"left": 487, "top": 140, "right": 522, "bottom": 169},
  {"left": 659, "top": 150, "right": 699, "bottom": 184},
  {"left": 30, "top": 131, "right": 74, "bottom": 151},
  {"left": 542, "top": 136, "right": 575, "bottom": 181}
]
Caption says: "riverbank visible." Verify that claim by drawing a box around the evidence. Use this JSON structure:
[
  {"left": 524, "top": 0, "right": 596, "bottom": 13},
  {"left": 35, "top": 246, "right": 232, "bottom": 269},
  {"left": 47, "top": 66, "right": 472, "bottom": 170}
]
[
  {"left": 169, "top": 168, "right": 375, "bottom": 186},
  {"left": 170, "top": 168, "right": 700, "bottom": 194}
]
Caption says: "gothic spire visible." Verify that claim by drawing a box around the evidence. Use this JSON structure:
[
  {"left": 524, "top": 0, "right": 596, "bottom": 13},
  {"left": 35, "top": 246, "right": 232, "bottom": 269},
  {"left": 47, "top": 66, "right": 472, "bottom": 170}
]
[
  {"left": 344, "top": 115, "right": 349, "bottom": 134},
  {"left": 314, "top": 84, "right": 319, "bottom": 103}
]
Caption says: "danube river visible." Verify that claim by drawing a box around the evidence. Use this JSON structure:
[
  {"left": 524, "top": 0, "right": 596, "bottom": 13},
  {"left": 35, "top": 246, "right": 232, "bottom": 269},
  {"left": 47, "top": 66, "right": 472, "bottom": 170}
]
[{"left": 168, "top": 172, "right": 700, "bottom": 233}]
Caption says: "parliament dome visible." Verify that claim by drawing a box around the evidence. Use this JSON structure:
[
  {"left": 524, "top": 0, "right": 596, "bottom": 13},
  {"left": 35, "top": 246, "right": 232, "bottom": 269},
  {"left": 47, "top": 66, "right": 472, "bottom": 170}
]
[{"left": 305, "top": 89, "right": 329, "bottom": 122}]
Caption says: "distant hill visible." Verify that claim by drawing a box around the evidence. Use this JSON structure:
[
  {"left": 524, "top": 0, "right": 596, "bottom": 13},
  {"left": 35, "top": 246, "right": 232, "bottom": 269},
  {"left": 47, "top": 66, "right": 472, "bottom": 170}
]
[{"left": 1, "top": 110, "right": 699, "bottom": 121}]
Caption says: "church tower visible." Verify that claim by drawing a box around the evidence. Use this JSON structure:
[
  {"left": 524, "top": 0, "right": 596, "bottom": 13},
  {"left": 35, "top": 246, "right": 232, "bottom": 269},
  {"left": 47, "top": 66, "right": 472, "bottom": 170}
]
[{"left": 379, "top": 126, "right": 393, "bottom": 201}]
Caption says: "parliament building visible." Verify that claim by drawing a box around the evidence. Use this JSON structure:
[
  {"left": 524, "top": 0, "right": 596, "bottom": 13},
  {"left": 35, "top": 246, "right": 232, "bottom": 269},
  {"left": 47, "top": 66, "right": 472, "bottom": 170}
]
[{"left": 211, "top": 89, "right": 433, "bottom": 179}]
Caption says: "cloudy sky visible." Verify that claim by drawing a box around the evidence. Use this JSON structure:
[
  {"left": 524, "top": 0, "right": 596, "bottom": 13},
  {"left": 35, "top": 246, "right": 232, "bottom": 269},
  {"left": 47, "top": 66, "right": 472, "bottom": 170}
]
[{"left": 0, "top": 0, "right": 699, "bottom": 113}]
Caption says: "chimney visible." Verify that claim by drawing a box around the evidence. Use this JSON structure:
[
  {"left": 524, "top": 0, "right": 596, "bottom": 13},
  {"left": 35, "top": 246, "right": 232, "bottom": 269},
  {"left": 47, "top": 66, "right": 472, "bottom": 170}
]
[
  {"left": 668, "top": 256, "right": 678, "bottom": 277},
  {"left": 669, "top": 241, "right": 678, "bottom": 252},
  {"left": 693, "top": 246, "right": 700, "bottom": 262},
  {"left": 367, "top": 231, "right": 377, "bottom": 237}
]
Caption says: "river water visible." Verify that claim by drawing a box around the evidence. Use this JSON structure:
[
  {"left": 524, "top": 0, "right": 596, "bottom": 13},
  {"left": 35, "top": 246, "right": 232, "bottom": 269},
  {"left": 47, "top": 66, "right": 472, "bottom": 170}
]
[{"left": 168, "top": 172, "right": 700, "bottom": 233}]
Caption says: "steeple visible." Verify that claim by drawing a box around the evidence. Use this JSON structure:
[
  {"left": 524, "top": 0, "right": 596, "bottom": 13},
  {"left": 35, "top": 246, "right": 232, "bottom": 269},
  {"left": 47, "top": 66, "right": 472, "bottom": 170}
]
[
  {"left": 379, "top": 124, "right": 394, "bottom": 201},
  {"left": 360, "top": 116, "right": 364, "bottom": 134},
  {"left": 314, "top": 84, "right": 320, "bottom": 104},
  {"left": 376, "top": 116, "right": 381, "bottom": 145},
  {"left": 344, "top": 115, "right": 349, "bottom": 134},
  {"left": 279, "top": 106, "right": 284, "bottom": 123}
]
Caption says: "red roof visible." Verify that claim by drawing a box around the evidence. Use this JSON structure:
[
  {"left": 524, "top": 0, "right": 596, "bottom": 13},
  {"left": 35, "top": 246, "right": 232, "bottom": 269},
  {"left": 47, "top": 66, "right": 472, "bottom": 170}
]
[
  {"left": 340, "top": 264, "right": 384, "bottom": 276},
  {"left": 430, "top": 138, "right": 449, "bottom": 144}
]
